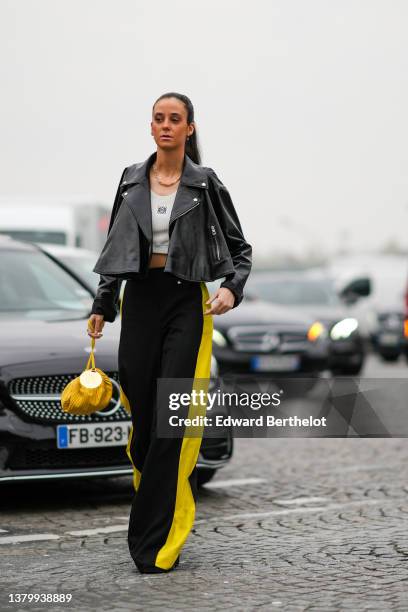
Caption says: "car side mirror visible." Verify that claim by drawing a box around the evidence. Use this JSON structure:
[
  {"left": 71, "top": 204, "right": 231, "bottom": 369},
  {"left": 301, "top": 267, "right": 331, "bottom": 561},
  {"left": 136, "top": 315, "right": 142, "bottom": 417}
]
[
  {"left": 339, "top": 277, "right": 371, "bottom": 303},
  {"left": 340, "top": 291, "right": 360, "bottom": 306}
]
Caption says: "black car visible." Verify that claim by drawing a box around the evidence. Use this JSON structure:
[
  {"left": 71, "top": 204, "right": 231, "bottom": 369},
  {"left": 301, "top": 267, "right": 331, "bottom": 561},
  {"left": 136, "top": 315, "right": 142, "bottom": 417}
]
[
  {"left": 203, "top": 281, "right": 330, "bottom": 397},
  {"left": 372, "top": 305, "right": 405, "bottom": 362},
  {"left": 0, "top": 236, "right": 232, "bottom": 486},
  {"left": 246, "top": 271, "right": 366, "bottom": 375}
]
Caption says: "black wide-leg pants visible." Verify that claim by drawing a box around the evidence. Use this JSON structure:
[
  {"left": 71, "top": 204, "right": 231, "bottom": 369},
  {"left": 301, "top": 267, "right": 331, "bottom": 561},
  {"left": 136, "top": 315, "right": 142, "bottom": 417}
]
[{"left": 118, "top": 268, "right": 213, "bottom": 572}]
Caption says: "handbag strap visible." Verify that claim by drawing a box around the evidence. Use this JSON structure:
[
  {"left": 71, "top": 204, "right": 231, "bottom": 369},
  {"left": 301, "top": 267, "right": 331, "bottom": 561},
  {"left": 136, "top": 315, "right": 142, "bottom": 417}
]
[{"left": 85, "top": 336, "right": 96, "bottom": 371}]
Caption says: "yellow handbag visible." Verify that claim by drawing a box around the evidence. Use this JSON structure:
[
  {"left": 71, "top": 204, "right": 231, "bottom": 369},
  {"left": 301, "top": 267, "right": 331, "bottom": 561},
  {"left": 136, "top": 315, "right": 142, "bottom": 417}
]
[{"left": 61, "top": 328, "right": 113, "bottom": 416}]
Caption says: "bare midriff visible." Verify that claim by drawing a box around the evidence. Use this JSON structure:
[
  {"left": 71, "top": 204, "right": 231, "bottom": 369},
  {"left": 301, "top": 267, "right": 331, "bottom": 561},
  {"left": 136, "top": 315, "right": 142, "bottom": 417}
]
[{"left": 149, "top": 253, "right": 167, "bottom": 268}]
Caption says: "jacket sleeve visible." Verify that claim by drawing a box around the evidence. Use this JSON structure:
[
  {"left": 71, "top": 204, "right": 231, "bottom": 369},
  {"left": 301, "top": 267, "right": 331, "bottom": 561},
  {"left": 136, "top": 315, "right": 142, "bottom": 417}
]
[
  {"left": 207, "top": 168, "right": 252, "bottom": 308},
  {"left": 90, "top": 167, "right": 127, "bottom": 322}
]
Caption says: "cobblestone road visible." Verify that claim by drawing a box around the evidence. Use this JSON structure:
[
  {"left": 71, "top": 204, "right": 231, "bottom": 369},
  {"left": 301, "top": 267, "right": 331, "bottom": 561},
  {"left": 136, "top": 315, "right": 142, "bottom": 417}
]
[{"left": 1, "top": 356, "right": 408, "bottom": 611}]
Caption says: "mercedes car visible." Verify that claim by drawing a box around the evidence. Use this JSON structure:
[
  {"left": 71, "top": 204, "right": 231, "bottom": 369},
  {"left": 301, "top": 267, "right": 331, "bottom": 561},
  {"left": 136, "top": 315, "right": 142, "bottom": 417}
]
[{"left": 0, "top": 236, "right": 232, "bottom": 486}]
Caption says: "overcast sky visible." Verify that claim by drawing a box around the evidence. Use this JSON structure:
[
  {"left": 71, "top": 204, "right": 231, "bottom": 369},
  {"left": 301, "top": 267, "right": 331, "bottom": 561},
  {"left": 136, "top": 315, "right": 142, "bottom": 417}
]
[{"left": 1, "top": 0, "right": 408, "bottom": 259}]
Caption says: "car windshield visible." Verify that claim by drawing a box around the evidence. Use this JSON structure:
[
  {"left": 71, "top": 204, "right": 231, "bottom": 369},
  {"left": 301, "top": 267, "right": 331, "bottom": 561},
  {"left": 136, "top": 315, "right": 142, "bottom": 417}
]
[
  {"left": 58, "top": 255, "right": 100, "bottom": 292},
  {"left": 249, "top": 277, "right": 340, "bottom": 306},
  {"left": 0, "top": 249, "right": 93, "bottom": 320}
]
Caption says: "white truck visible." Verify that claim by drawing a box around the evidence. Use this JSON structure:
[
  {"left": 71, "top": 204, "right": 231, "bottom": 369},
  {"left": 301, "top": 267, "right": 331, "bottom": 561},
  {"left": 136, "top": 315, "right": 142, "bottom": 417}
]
[{"left": 0, "top": 196, "right": 111, "bottom": 252}]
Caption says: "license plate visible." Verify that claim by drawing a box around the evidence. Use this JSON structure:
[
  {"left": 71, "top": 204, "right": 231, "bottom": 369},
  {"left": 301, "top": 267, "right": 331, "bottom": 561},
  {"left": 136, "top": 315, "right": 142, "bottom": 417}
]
[
  {"left": 250, "top": 355, "right": 300, "bottom": 372},
  {"left": 57, "top": 422, "right": 132, "bottom": 449},
  {"left": 378, "top": 333, "right": 400, "bottom": 346}
]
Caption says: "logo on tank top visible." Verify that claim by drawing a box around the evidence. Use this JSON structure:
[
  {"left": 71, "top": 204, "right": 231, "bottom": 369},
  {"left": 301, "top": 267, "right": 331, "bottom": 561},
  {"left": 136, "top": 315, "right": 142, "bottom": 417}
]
[{"left": 157, "top": 205, "right": 167, "bottom": 214}]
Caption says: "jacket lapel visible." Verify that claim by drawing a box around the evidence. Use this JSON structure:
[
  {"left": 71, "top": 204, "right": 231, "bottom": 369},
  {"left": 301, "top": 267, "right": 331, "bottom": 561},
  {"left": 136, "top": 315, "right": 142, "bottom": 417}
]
[
  {"left": 122, "top": 182, "right": 152, "bottom": 242},
  {"left": 169, "top": 184, "right": 202, "bottom": 226},
  {"left": 122, "top": 152, "right": 209, "bottom": 241}
]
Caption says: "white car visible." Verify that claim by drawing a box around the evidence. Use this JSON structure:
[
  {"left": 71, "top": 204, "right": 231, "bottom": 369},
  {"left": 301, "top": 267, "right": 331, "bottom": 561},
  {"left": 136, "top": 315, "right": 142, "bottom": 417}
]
[
  {"left": 309, "top": 253, "right": 407, "bottom": 357},
  {"left": 36, "top": 244, "right": 101, "bottom": 292}
]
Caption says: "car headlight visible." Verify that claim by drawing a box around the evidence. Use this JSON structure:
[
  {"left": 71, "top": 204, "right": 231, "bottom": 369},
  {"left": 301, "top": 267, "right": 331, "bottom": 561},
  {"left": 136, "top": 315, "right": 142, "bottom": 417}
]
[
  {"left": 213, "top": 329, "right": 227, "bottom": 347},
  {"left": 330, "top": 318, "right": 359, "bottom": 340},
  {"left": 307, "top": 321, "right": 327, "bottom": 342}
]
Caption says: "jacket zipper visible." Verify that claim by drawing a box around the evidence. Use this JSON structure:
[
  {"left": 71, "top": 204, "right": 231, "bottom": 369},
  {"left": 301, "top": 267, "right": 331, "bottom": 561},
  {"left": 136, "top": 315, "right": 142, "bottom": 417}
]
[
  {"left": 170, "top": 201, "right": 200, "bottom": 226},
  {"left": 211, "top": 225, "right": 220, "bottom": 261}
]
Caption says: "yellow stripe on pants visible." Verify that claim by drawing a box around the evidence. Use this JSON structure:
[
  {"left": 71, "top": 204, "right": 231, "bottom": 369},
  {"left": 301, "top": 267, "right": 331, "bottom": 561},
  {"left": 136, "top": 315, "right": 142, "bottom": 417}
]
[{"left": 155, "top": 281, "right": 213, "bottom": 570}]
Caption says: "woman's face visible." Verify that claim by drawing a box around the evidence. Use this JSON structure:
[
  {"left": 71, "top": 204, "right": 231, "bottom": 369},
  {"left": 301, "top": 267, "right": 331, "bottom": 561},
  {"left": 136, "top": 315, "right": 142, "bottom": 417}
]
[{"left": 151, "top": 97, "right": 194, "bottom": 151}]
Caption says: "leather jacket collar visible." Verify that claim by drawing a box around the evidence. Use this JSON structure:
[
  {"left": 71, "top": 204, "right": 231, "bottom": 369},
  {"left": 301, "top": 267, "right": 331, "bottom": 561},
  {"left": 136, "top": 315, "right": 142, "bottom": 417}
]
[
  {"left": 120, "top": 152, "right": 209, "bottom": 244},
  {"left": 123, "top": 151, "right": 209, "bottom": 189}
]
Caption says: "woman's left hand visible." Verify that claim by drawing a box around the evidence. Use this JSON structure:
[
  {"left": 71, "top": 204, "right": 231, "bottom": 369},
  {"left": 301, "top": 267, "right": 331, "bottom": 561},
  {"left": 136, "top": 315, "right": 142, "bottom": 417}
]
[{"left": 204, "top": 287, "right": 235, "bottom": 315}]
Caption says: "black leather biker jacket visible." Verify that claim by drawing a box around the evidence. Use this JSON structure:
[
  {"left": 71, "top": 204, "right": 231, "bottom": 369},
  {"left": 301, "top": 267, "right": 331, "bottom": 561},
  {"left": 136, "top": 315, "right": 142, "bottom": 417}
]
[{"left": 90, "top": 151, "right": 252, "bottom": 322}]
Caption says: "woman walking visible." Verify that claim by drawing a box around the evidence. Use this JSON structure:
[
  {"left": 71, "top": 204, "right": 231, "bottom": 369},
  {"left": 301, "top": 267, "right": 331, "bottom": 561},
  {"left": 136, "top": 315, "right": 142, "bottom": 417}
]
[{"left": 87, "top": 92, "right": 252, "bottom": 573}]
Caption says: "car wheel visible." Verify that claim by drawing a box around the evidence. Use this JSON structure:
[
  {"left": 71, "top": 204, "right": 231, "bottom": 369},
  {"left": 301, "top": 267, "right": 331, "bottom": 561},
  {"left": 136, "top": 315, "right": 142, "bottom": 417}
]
[
  {"left": 379, "top": 352, "right": 400, "bottom": 362},
  {"left": 197, "top": 468, "right": 217, "bottom": 487},
  {"left": 336, "top": 360, "right": 364, "bottom": 375}
]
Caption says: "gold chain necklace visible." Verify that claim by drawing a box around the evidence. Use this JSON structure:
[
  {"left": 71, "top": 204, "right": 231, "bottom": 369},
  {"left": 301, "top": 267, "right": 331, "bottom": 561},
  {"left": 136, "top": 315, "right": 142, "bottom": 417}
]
[{"left": 152, "top": 163, "right": 181, "bottom": 187}]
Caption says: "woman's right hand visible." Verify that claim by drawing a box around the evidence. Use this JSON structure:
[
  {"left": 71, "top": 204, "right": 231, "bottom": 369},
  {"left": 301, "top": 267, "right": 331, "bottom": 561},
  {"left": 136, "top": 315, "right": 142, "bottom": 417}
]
[{"left": 87, "top": 314, "right": 105, "bottom": 339}]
